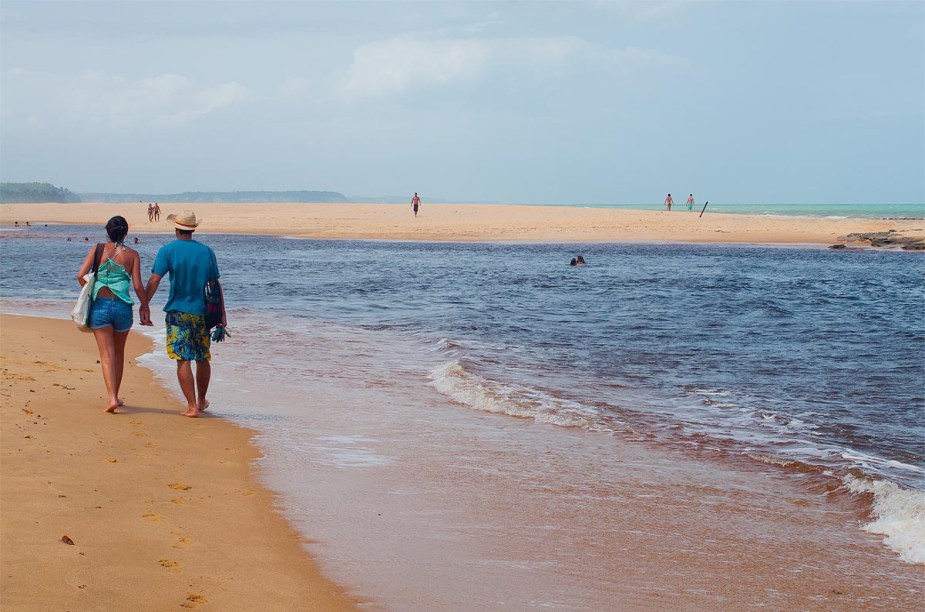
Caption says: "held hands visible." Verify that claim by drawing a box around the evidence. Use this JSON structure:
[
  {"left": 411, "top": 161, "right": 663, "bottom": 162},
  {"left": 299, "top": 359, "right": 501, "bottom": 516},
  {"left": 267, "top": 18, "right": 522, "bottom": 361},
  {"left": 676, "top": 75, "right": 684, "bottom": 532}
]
[{"left": 139, "top": 303, "right": 154, "bottom": 326}]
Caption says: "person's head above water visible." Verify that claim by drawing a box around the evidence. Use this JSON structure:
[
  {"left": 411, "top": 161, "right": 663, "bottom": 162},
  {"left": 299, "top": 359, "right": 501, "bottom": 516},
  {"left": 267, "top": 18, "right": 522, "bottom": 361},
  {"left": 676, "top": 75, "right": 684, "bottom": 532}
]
[{"left": 569, "top": 258, "right": 577, "bottom": 266}]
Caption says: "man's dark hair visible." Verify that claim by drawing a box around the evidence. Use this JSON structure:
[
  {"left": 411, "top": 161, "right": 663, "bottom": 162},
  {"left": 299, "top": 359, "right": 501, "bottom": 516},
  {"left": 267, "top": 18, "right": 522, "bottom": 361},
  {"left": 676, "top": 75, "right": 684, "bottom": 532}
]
[{"left": 177, "top": 229, "right": 194, "bottom": 237}]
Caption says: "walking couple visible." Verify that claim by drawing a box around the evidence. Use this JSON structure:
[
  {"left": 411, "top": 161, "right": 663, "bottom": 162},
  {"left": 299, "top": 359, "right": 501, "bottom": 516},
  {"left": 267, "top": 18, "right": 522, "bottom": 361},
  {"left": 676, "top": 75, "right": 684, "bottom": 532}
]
[{"left": 76, "top": 210, "right": 226, "bottom": 418}]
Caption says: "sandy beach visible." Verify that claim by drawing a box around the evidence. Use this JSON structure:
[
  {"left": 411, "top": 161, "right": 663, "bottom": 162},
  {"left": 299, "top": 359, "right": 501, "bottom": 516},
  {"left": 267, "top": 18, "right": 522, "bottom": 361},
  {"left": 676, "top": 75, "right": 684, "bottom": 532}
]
[
  {"left": 1, "top": 202, "right": 922, "bottom": 246},
  {"left": 0, "top": 314, "right": 357, "bottom": 610},
  {"left": 3, "top": 313, "right": 923, "bottom": 609}
]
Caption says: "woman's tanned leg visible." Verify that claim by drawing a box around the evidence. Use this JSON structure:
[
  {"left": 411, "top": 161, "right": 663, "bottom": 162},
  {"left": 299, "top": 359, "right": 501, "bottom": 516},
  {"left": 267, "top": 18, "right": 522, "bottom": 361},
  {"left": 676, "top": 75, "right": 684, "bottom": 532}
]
[
  {"left": 92, "top": 327, "right": 120, "bottom": 412},
  {"left": 112, "top": 330, "right": 130, "bottom": 406}
]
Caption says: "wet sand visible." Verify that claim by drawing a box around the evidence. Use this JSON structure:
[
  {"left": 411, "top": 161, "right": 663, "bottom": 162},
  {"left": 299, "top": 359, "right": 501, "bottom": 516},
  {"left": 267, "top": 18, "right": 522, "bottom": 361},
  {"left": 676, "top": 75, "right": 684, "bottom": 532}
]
[
  {"left": 1, "top": 201, "right": 922, "bottom": 246},
  {"left": 254, "top": 333, "right": 925, "bottom": 610},
  {"left": 0, "top": 314, "right": 357, "bottom": 610}
]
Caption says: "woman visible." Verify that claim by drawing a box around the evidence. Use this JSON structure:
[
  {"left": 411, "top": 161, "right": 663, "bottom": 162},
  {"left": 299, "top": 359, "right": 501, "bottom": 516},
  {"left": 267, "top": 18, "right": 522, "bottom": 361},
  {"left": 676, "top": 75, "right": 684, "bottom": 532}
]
[{"left": 76, "top": 216, "right": 150, "bottom": 412}]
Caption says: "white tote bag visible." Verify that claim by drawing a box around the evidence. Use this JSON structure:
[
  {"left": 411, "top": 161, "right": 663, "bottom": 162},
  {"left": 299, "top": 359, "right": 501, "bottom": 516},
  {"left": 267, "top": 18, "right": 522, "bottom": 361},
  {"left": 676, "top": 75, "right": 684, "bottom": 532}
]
[
  {"left": 72, "top": 244, "right": 103, "bottom": 332},
  {"left": 71, "top": 270, "right": 96, "bottom": 331}
]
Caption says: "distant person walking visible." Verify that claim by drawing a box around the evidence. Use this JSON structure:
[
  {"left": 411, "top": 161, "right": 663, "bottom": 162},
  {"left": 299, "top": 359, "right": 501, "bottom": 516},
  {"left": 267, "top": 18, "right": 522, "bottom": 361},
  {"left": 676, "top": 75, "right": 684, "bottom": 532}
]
[
  {"left": 143, "top": 210, "right": 226, "bottom": 418},
  {"left": 664, "top": 194, "right": 673, "bottom": 211},
  {"left": 687, "top": 194, "right": 695, "bottom": 211},
  {"left": 76, "top": 215, "right": 150, "bottom": 413},
  {"left": 411, "top": 192, "right": 421, "bottom": 217},
  {"left": 153, "top": 202, "right": 160, "bottom": 222},
  {"left": 147, "top": 203, "right": 154, "bottom": 222}
]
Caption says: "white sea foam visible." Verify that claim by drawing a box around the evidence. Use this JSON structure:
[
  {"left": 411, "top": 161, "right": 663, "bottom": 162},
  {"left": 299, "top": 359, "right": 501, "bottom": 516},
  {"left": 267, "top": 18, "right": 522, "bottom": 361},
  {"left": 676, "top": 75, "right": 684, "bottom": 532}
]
[
  {"left": 429, "top": 360, "right": 599, "bottom": 429},
  {"left": 843, "top": 474, "right": 925, "bottom": 565}
]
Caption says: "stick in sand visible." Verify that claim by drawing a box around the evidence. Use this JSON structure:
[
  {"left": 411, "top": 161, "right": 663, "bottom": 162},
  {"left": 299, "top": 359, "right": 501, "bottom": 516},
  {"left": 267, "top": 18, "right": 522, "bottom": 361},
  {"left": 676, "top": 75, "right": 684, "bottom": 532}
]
[{"left": 699, "top": 201, "right": 709, "bottom": 218}]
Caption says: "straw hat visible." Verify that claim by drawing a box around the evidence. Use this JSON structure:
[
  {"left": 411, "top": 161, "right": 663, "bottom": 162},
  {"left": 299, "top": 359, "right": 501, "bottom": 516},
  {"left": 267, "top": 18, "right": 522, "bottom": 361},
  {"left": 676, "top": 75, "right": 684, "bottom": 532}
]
[{"left": 174, "top": 210, "right": 200, "bottom": 231}]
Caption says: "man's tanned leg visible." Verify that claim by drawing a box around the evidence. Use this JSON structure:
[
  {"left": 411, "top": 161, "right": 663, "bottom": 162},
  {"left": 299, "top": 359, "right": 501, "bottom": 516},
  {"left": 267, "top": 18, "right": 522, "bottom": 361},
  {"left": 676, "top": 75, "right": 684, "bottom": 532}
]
[
  {"left": 177, "top": 360, "right": 199, "bottom": 417},
  {"left": 196, "top": 361, "right": 211, "bottom": 412}
]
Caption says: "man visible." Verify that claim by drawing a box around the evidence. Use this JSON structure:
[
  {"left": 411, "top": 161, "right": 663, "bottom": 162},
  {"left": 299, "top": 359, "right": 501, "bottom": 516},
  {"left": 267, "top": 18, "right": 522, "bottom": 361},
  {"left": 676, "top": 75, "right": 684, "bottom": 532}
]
[
  {"left": 687, "top": 194, "right": 695, "bottom": 211},
  {"left": 664, "top": 193, "right": 673, "bottom": 211},
  {"left": 411, "top": 192, "right": 421, "bottom": 217},
  {"left": 143, "top": 210, "right": 226, "bottom": 418}
]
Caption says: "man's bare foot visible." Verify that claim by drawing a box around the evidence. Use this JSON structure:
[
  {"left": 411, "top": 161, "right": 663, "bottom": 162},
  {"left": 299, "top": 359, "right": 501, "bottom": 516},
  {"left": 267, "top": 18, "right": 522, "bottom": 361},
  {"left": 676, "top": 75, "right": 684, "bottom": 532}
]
[
  {"left": 198, "top": 399, "right": 210, "bottom": 412},
  {"left": 180, "top": 409, "right": 199, "bottom": 418}
]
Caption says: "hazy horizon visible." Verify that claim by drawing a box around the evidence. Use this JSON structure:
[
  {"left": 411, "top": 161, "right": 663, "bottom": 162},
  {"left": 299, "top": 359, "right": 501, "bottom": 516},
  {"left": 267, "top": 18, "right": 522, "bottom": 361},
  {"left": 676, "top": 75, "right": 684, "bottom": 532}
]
[{"left": 2, "top": 1, "right": 922, "bottom": 206}]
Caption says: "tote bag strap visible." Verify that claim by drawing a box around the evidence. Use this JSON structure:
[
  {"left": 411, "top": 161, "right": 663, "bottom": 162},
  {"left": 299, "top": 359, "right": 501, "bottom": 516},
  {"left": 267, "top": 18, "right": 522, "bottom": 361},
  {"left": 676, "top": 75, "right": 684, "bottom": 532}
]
[
  {"left": 92, "top": 243, "right": 105, "bottom": 274},
  {"left": 208, "top": 248, "right": 219, "bottom": 282}
]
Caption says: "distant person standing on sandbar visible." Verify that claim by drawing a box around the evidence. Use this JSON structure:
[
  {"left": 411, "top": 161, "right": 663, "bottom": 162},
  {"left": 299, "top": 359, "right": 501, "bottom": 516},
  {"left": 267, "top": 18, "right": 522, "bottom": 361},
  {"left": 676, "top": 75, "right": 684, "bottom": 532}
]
[
  {"left": 143, "top": 210, "right": 226, "bottom": 418},
  {"left": 154, "top": 202, "right": 160, "bottom": 222},
  {"left": 664, "top": 194, "right": 673, "bottom": 211},
  {"left": 411, "top": 192, "right": 421, "bottom": 217},
  {"left": 687, "top": 194, "right": 695, "bottom": 211}
]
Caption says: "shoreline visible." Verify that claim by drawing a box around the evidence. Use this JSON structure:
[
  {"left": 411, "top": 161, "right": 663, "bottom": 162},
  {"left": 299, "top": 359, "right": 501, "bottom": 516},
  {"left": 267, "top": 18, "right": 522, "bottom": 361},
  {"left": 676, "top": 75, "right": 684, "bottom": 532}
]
[
  {"left": 2, "top": 305, "right": 923, "bottom": 608},
  {"left": 2, "top": 202, "right": 923, "bottom": 247},
  {"left": 0, "top": 314, "right": 358, "bottom": 610}
]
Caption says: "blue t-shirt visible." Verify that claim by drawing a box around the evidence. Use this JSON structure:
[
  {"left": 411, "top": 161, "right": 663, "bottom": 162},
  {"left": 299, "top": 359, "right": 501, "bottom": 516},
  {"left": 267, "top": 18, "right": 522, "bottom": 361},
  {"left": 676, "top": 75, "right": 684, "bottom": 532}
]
[{"left": 151, "top": 239, "right": 220, "bottom": 315}]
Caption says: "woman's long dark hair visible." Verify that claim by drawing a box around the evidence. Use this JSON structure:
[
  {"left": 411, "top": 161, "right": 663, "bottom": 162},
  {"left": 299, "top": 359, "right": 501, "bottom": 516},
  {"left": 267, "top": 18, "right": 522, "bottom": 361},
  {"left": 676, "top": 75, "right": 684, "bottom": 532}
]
[{"left": 106, "top": 216, "right": 129, "bottom": 243}]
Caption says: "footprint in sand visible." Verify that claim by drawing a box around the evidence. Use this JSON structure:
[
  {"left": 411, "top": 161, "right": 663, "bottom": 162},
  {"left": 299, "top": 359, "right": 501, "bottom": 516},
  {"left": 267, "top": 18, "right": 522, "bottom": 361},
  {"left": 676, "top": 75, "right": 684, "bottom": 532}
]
[
  {"left": 181, "top": 593, "right": 208, "bottom": 608},
  {"left": 168, "top": 483, "right": 191, "bottom": 491},
  {"left": 158, "top": 559, "right": 182, "bottom": 573},
  {"left": 170, "top": 497, "right": 186, "bottom": 505},
  {"left": 172, "top": 536, "right": 192, "bottom": 549},
  {"left": 238, "top": 490, "right": 255, "bottom": 497},
  {"left": 142, "top": 513, "right": 163, "bottom": 522}
]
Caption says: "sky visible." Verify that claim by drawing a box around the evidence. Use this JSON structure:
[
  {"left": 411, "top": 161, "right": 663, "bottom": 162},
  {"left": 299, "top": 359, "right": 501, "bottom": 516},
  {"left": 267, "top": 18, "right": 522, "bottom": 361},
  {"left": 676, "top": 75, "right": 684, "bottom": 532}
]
[{"left": 1, "top": 0, "right": 922, "bottom": 205}]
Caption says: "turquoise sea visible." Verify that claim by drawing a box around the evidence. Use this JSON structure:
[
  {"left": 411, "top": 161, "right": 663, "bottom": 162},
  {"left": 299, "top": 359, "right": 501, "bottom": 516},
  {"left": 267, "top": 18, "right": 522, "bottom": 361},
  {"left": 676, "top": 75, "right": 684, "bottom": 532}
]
[{"left": 545, "top": 202, "right": 925, "bottom": 219}]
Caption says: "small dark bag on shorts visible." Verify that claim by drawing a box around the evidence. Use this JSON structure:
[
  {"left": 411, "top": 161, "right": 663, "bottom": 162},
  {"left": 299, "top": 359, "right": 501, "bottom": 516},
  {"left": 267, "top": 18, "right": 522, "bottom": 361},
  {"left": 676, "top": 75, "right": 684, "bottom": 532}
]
[{"left": 203, "top": 250, "right": 224, "bottom": 330}]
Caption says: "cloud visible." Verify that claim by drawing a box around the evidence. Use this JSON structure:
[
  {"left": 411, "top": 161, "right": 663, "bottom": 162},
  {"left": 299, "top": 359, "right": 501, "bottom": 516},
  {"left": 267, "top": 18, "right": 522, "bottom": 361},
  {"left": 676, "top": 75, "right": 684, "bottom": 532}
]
[
  {"left": 336, "top": 35, "right": 681, "bottom": 101},
  {"left": 338, "top": 37, "right": 491, "bottom": 101},
  {"left": 3, "top": 69, "right": 254, "bottom": 130}
]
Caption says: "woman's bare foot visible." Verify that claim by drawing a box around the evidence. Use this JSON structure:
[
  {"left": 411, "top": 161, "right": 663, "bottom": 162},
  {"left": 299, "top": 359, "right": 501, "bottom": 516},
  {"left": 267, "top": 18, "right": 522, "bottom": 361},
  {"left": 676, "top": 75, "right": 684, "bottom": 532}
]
[
  {"left": 104, "top": 401, "right": 119, "bottom": 413},
  {"left": 198, "top": 399, "right": 210, "bottom": 412},
  {"left": 180, "top": 409, "right": 199, "bottom": 418},
  {"left": 117, "top": 399, "right": 124, "bottom": 407}
]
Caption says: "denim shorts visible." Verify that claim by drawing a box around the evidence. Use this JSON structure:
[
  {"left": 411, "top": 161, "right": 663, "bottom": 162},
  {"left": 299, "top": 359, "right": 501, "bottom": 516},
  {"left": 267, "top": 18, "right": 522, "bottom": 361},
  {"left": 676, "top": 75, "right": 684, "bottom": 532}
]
[{"left": 88, "top": 297, "right": 134, "bottom": 333}]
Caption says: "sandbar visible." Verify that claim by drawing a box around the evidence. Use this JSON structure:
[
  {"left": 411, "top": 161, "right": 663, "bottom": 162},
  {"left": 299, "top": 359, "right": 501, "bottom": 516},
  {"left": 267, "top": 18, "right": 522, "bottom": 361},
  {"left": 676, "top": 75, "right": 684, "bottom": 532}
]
[{"left": 2, "top": 202, "right": 922, "bottom": 246}]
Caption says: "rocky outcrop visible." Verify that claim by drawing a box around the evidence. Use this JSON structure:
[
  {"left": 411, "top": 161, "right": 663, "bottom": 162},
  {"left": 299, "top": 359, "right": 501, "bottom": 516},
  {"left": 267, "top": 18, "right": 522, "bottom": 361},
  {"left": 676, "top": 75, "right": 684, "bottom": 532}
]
[{"left": 835, "top": 230, "right": 925, "bottom": 251}]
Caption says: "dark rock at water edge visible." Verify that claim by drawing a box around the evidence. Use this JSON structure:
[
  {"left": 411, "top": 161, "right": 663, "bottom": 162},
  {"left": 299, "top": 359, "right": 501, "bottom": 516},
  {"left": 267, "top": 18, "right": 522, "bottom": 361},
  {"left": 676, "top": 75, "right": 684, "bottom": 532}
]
[{"left": 838, "top": 230, "right": 925, "bottom": 251}]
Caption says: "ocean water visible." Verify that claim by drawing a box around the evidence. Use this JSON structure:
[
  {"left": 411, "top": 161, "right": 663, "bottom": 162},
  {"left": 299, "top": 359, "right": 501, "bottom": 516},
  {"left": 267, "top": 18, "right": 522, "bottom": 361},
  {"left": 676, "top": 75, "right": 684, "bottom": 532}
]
[
  {"left": 547, "top": 201, "right": 925, "bottom": 219},
  {"left": 2, "top": 224, "right": 923, "bottom": 607}
]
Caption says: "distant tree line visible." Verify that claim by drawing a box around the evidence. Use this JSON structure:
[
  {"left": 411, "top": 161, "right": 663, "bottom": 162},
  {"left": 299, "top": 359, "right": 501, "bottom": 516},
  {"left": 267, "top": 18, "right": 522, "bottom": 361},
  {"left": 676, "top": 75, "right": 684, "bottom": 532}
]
[
  {"left": 0, "top": 182, "right": 81, "bottom": 203},
  {"left": 79, "top": 190, "right": 349, "bottom": 203}
]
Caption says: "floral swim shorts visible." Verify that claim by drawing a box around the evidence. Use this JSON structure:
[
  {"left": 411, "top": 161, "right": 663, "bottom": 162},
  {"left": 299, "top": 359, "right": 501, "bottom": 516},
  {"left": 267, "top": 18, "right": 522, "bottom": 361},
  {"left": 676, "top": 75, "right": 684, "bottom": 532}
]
[{"left": 165, "top": 311, "right": 211, "bottom": 362}]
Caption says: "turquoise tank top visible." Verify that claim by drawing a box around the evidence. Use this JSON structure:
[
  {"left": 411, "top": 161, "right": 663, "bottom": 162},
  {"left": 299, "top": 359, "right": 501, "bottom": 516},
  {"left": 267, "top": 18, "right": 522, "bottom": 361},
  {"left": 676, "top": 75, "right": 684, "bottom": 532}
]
[{"left": 93, "top": 244, "right": 133, "bottom": 304}]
